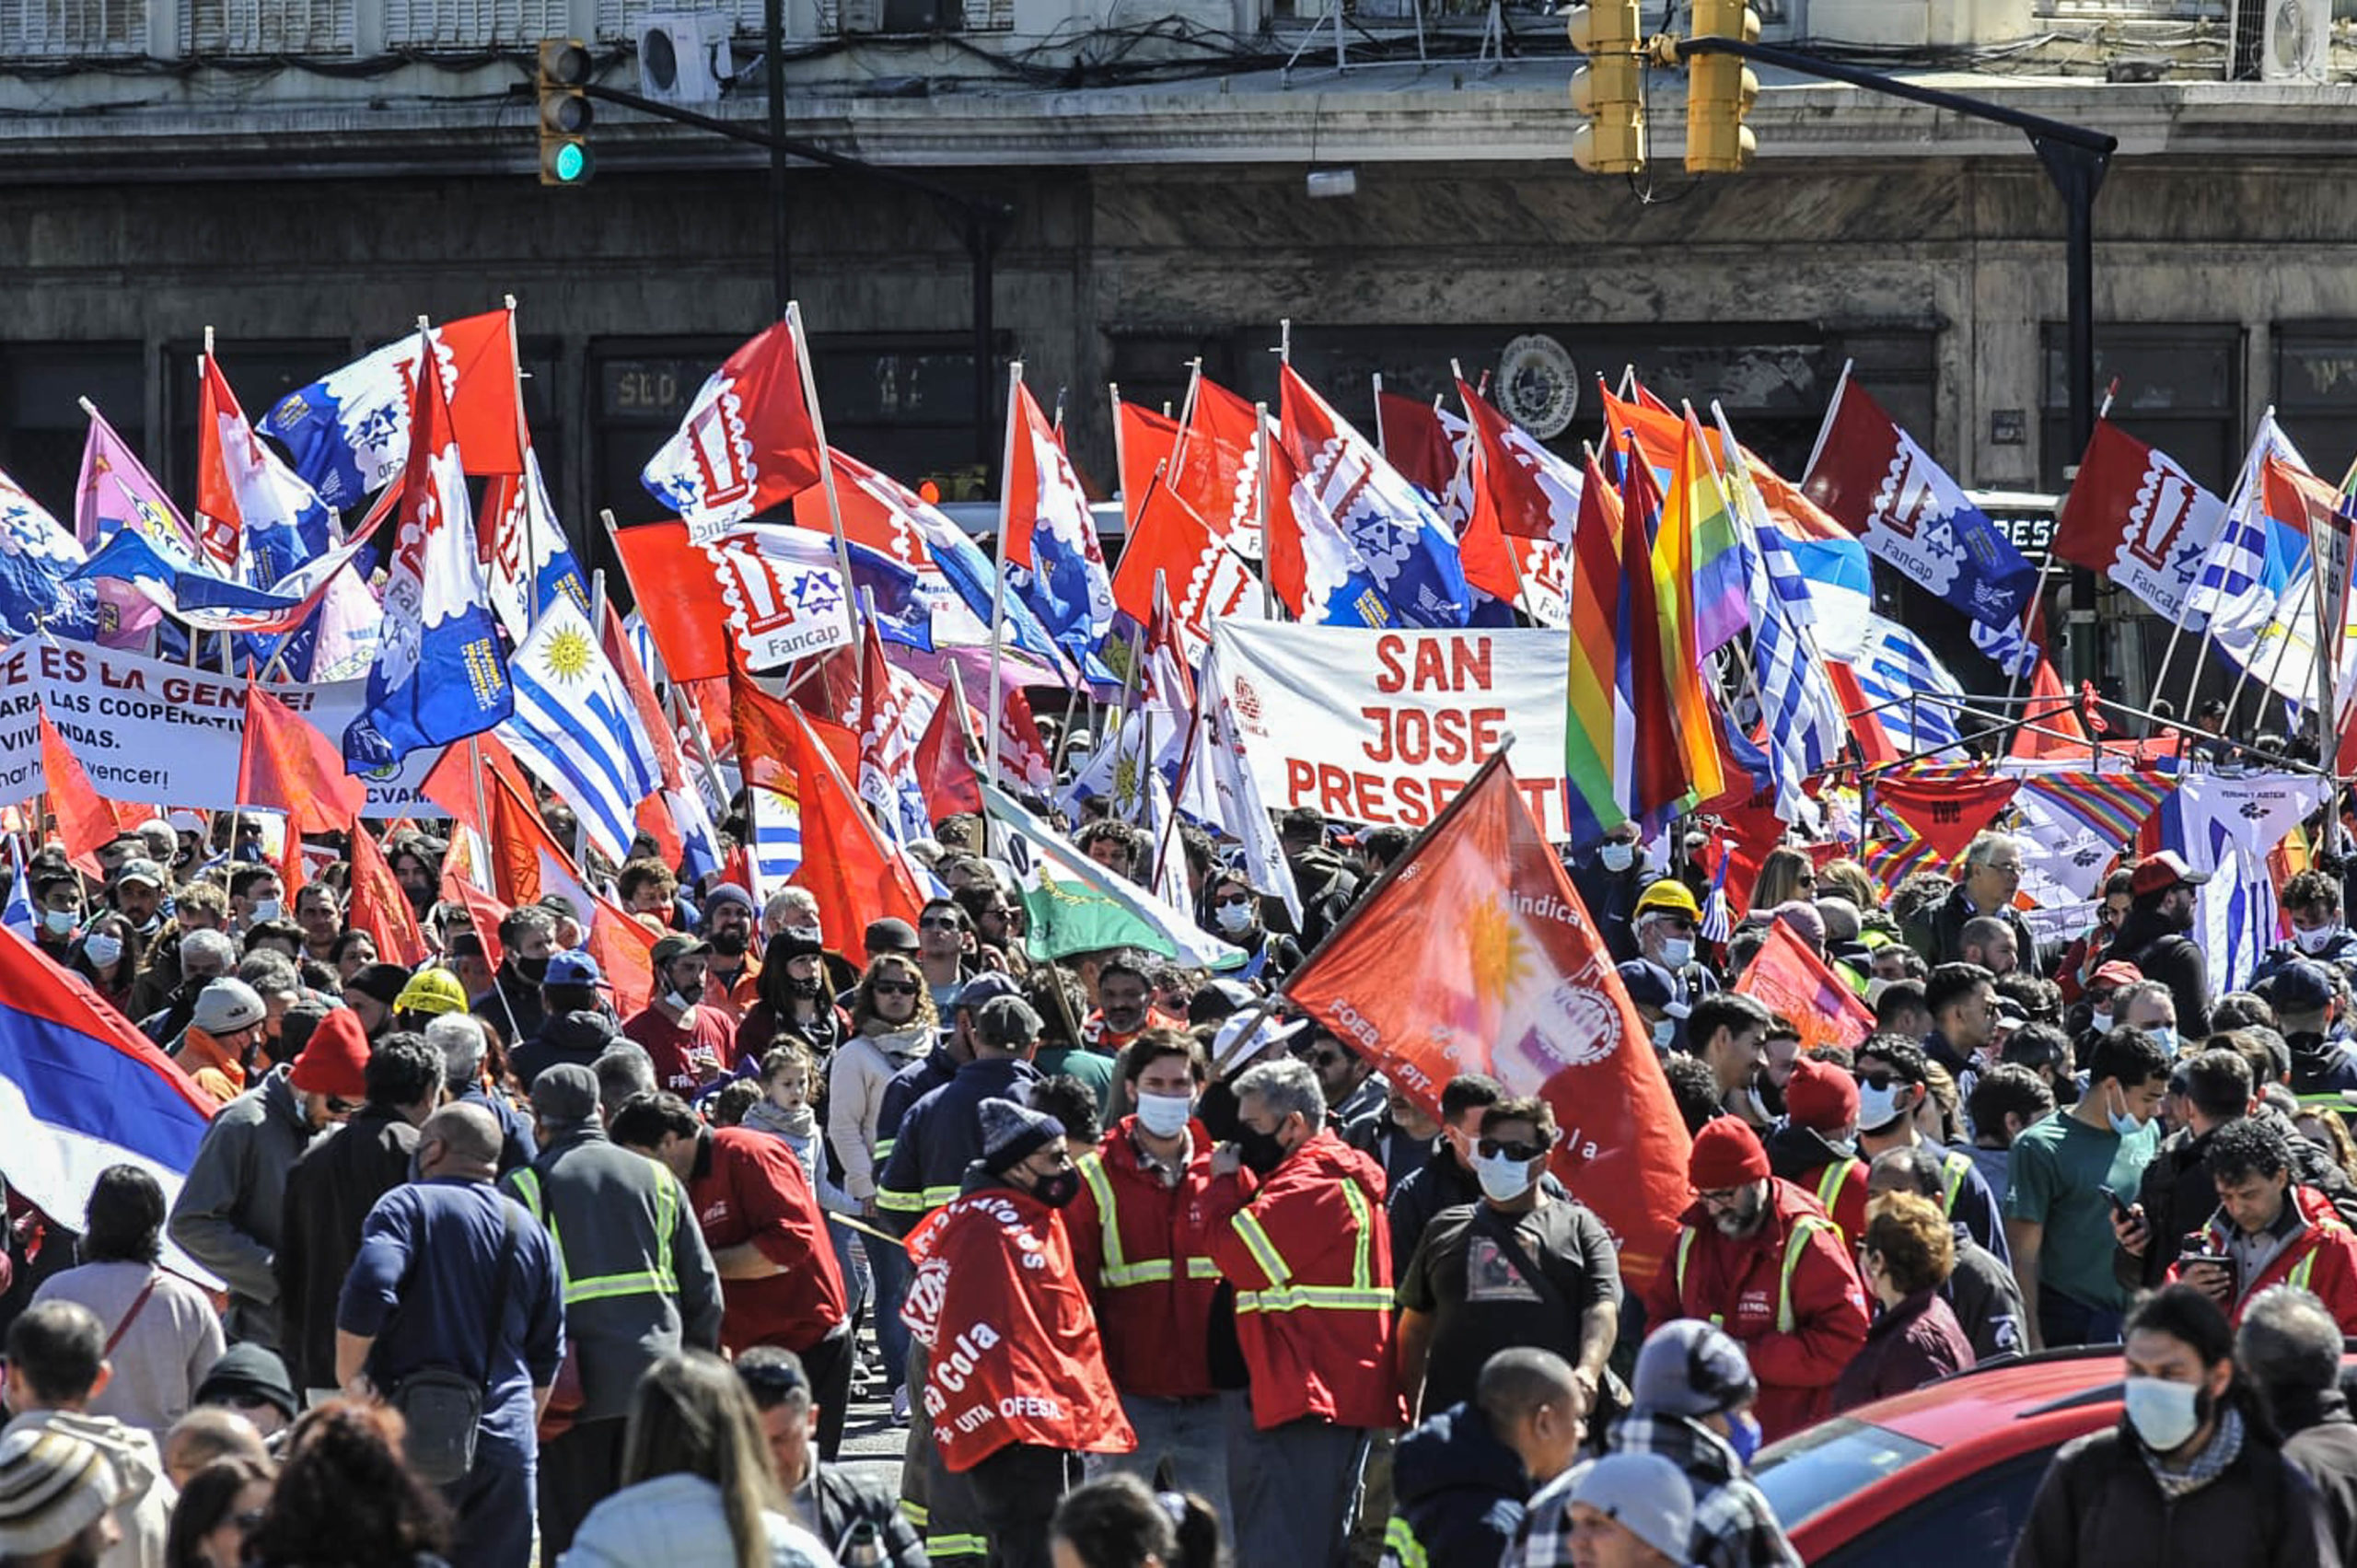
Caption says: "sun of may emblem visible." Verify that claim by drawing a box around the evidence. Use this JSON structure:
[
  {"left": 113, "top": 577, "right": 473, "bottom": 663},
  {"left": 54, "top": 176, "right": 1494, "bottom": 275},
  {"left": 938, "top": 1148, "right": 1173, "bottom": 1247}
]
[
  {"left": 1464, "top": 895, "right": 1531, "bottom": 1005},
  {"left": 543, "top": 626, "right": 595, "bottom": 681}
]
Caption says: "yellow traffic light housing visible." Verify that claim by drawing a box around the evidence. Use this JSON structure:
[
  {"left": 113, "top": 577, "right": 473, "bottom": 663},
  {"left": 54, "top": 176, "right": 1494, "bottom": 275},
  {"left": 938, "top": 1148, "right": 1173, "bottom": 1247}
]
[
  {"left": 1566, "top": 1, "right": 1645, "bottom": 176},
  {"left": 537, "top": 40, "right": 595, "bottom": 186},
  {"left": 1686, "top": 0, "right": 1759, "bottom": 175}
]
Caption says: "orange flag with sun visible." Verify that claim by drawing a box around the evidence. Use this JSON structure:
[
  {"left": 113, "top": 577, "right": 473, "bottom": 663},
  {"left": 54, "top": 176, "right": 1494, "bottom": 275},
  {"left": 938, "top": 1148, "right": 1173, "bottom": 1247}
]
[{"left": 1283, "top": 751, "right": 1692, "bottom": 1287}]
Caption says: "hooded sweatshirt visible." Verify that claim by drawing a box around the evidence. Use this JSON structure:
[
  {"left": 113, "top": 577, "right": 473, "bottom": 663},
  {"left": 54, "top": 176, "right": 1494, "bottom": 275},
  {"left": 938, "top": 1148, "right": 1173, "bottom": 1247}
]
[
  {"left": 511, "top": 1007, "right": 623, "bottom": 1092},
  {"left": 1, "top": 1407, "right": 175, "bottom": 1568},
  {"left": 1387, "top": 1400, "right": 1532, "bottom": 1567}
]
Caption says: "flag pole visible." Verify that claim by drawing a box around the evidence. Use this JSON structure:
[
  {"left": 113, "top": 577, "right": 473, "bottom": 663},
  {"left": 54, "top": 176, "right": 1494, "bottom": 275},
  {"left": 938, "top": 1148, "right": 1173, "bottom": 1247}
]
[
  {"left": 781, "top": 301, "right": 864, "bottom": 654},
  {"left": 502, "top": 296, "right": 542, "bottom": 626},
  {"left": 2167, "top": 416, "right": 2273, "bottom": 724},
  {"left": 1108, "top": 380, "right": 1132, "bottom": 530},
  {"left": 1253, "top": 402, "right": 1276, "bottom": 621},
  {"left": 1370, "top": 372, "right": 1387, "bottom": 457},
  {"left": 1800, "top": 359, "right": 1854, "bottom": 489},
  {"left": 988, "top": 361, "right": 1025, "bottom": 788},
  {"left": 2002, "top": 552, "right": 2062, "bottom": 714},
  {"left": 1211, "top": 736, "right": 1520, "bottom": 1079}
]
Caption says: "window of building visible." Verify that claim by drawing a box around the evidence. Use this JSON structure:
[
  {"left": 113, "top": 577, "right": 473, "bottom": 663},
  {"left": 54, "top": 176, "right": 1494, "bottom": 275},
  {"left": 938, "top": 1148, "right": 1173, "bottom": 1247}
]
[
  {"left": 2272, "top": 323, "right": 2357, "bottom": 487},
  {"left": 2040, "top": 323, "right": 2244, "bottom": 494},
  {"left": 0, "top": 343, "right": 145, "bottom": 528}
]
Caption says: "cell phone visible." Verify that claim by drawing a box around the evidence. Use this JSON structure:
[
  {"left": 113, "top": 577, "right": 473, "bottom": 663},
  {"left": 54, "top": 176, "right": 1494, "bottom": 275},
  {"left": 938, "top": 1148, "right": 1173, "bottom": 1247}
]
[
  {"left": 2179, "top": 1251, "right": 2233, "bottom": 1272},
  {"left": 2101, "top": 1187, "right": 2131, "bottom": 1223}
]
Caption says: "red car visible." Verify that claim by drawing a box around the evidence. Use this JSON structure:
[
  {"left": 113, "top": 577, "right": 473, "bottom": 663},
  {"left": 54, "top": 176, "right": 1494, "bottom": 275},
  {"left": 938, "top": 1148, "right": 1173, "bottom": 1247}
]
[{"left": 1750, "top": 1348, "right": 2128, "bottom": 1564}]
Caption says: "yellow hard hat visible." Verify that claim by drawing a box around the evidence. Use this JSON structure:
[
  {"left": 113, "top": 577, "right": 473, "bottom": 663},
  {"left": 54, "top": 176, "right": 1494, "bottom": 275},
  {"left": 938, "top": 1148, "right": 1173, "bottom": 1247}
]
[{"left": 1633, "top": 878, "right": 1701, "bottom": 920}]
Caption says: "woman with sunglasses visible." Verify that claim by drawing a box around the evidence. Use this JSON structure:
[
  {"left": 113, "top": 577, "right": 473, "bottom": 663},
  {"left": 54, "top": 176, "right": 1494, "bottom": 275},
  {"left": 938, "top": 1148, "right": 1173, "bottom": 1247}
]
[
  {"left": 826, "top": 952, "right": 942, "bottom": 1424},
  {"left": 165, "top": 1455, "right": 275, "bottom": 1568},
  {"left": 1196, "top": 873, "right": 1301, "bottom": 986}
]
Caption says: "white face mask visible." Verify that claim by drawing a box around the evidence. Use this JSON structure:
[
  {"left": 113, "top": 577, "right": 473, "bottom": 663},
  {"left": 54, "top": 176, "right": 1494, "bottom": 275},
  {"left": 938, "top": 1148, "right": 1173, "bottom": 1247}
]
[
  {"left": 250, "top": 898, "right": 281, "bottom": 923},
  {"left": 2122, "top": 1376, "right": 2204, "bottom": 1452},
  {"left": 41, "top": 909, "right": 75, "bottom": 936},
  {"left": 2091, "top": 1010, "right": 2113, "bottom": 1036},
  {"left": 1658, "top": 936, "right": 1695, "bottom": 970},
  {"left": 1856, "top": 1081, "right": 1908, "bottom": 1132},
  {"left": 1651, "top": 1017, "right": 1677, "bottom": 1050},
  {"left": 2296, "top": 923, "right": 2343, "bottom": 955},
  {"left": 1473, "top": 1150, "right": 1537, "bottom": 1204},
  {"left": 1599, "top": 842, "right": 1635, "bottom": 874},
  {"left": 1213, "top": 901, "right": 1255, "bottom": 935},
  {"left": 81, "top": 934, "right": 122, "bottom": 968},
  {"left": 1133, "top": 1091, "right": 1194, "bottom": 1140},
  {"left": 2145, "top": 1026, "right": 2177, "bottom": 1055}
]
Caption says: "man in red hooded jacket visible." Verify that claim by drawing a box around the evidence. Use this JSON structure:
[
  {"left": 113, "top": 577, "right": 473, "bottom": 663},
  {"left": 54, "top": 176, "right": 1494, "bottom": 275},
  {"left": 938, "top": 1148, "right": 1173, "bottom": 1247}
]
[
  {"left": 1206, "top": 1054, "right": 1403, "bottom": 1568},
  {"left": 1643, "top": 1116, "right": 1870, "bottom": 1441},
  {"left": 901, "top": 1096, "right": 1134, "bottom": 1568}
]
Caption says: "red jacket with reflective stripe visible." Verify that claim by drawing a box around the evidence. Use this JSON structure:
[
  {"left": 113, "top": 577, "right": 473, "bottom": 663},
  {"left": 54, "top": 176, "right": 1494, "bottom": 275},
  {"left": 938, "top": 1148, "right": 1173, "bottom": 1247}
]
[
  {"left": 2170, "top": 1184, "right": 2357, "bottom": 1332},
  {"left": 1066, "top": 1117, "right": 1229, "bottom": 1400},
  {"left": 1642, "top": 1176, "right": 1871, "bottom": 1443},
  {"left": 1205, "top": 1129, "right": 1405, "bottom": 1433}
]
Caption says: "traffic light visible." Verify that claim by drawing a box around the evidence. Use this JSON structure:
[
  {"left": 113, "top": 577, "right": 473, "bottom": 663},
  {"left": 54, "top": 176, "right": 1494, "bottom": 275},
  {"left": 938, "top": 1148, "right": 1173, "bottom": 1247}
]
[
  {"left": 536, "top": 40, "right": 594, "bottom": 186},
  {"left": 1566, "top": 2, "right": 1644, "bottom": 176},
  {"left": 1686, "top": 0, "right": 1759, "bottom": 175}
]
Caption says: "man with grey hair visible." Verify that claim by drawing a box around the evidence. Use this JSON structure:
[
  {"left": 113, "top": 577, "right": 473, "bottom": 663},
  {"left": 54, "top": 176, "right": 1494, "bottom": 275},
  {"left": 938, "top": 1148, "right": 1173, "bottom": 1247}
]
[
  {"left": 2238, "top": 1284, "right": 2357, "bottom": 1559},
  {"left": 591, "top": 1045, "right": 657, "bottom": 1125},
  {"left": 876, "top": 993, "right": 1042, "bottom": 1234},
  {"left": 1904, "top": 830, "right": 2039, "bottom": 974},
  {"left": 338, "top": 1101, "right": 563, "bottom": 1568},
  {"left": 1208, "top": 1053, "right": 1402, "bottom": 1566},
  {"left": 425, "top": 1014, "right": 536, "bottom": 1175},
  {"left": 761, "top": 887, "right": 859, "bottom": 995}
]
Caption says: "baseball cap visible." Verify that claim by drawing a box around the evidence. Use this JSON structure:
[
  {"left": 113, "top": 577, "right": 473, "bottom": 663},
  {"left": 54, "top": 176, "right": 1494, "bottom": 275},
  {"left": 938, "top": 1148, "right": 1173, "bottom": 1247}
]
[
  {"left": 952, "top": 971, "right": 1026, "bottom": 1011},
  {"left": 2271, "top": 958, "right": 2336, "bottom": 1015},
  {"left": 1615, "top": 961, "right": 1689, "bottom": 1020},
  {"left": 1212, "top": 1010, "right": 1308, "bottom": 1068},
  {"left": 192, "top": 978, "right": 267, "bottom": 1037},
  {"left": 2128, "top": 851, "right": 2211, "bottom": 899},
  {"left": 543, "top": 949, "right": 605, "bottom": 989},
  {"left": 529, "top": 1063, "right": 603, "bottom": 1125},
  {"left": 2089, "top": 960, "right": 2144, "bottom": 991},
  {"left": 650, "top": 933, "right": 712, "bottom": 969},
  {"left": 865, "top": 917, "right": 921, "bottom": 956},
  {"left": 114, "top": 858, "right": 166, "bottom": 889}
]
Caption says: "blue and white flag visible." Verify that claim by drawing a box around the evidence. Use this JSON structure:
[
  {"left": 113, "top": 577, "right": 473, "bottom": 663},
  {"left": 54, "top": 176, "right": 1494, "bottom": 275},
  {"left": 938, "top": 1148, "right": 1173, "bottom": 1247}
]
[
  {"left": 500, "top": 598, "right": 662, "bottom": 866},
  {"left": 668, "top": 783, "right": 724, "bottom": 886},
  {"left": 0, "top": 470, "right": 100, "bottom": 643},
  {"left": 2199, "top": 843, "right": 2279, "bottom": 998},
  {"left": 344, "top": 346, "right": 513, "bottom": 772},
  {"left": 1970, "top": 616, "right": 2042, "bottom": 680},
  {"left": 748, "top": 785, "right": 804, "bottom": 899},
  {"left": 2185, "top": 415, "right": 2308, "bottom": 652},
  {"left": 1005, "top": 383, "right": 1119, "bottom": 665},
  {"left": 1745, "top": 537, "right": 1842, "bottom": 824},
  {"left": 1849, "top": 614, "right": 1967, "bottom": 757},
  {"left": 3, "top": 837, "right": 33, "bottom": 937},
  {"left": 261, "top": 309, "right": 512, "bottom": 510},
  {"left": 1280, "top": 366, "right": 1472, "bottom": 628},
  {"left": 200, "top": 355, "right": 337, "bottom": 588},
  {"left": 484, "top": 448, "right": 593, "bottom": 643}
]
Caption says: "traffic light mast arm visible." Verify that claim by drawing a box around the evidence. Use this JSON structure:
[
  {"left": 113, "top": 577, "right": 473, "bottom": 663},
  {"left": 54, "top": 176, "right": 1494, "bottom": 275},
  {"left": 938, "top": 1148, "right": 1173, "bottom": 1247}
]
[
  {"left": 1672, "top": 32, "right": 2116, "bottom": 691},
  {"left": 1671, "top": 35, "right": 2115, "bottom": 157}
]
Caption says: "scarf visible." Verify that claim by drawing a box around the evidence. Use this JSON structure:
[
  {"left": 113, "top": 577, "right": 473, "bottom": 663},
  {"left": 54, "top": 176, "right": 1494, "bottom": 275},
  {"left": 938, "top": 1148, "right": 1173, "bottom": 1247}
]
[
  {"left": 744, "top": 1098, "right": 818, "bottom": 1141},
  {"left": 2141, "top": 1404, "right": 2245, "bottom": 1502}
]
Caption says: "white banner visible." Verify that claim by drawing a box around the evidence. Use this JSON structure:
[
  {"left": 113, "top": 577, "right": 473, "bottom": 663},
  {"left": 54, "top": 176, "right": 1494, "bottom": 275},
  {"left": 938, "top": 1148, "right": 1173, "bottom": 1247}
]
[
  {"left": 0, "top": 637, "right": 440, "bottom": 817},
  {"left": 1211, "top": 621, "right": 1573, "bottom": 840}
]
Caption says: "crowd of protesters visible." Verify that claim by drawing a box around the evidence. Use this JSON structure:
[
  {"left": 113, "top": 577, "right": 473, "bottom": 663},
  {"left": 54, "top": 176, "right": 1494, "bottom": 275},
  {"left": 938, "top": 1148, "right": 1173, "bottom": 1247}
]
[{"left": 11, "top": 790, "right": 2357, "bottom": 1568}]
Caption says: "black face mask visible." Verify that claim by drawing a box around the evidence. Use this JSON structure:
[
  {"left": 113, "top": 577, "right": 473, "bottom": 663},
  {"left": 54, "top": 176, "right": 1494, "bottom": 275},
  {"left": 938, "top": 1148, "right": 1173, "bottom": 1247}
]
[
  {"left": 1237, "top": 1120, "right": 1294, "bottom": 1177},
  {"left": 1028, "top": 1168, "right": 1082, "bottom": 1208},
  {"left": 785, "top": 975, "right": 825, "bottom": 1000},
  {"left": 517, "top": 956, "right": 550, "bottom": 985}
]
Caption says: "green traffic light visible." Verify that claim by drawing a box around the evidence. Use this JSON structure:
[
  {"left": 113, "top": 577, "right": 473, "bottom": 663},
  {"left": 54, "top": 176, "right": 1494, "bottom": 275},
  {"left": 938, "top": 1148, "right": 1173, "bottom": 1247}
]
[{"left": 552, "top": 143, "right": 587, "bottom": 182}]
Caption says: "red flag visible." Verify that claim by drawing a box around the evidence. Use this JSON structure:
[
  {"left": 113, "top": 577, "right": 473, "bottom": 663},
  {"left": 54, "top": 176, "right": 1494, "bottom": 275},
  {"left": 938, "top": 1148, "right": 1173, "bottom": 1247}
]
[
  {"left": 993, "top": 686, "right": 1057, "bottom": 796},
  {"left": 36, "top": 709, "right": 121, "bottom": 878},
  {"left": 1283, "top": 754, "right": 1691, "bottom": 1288},
  {"left": 192, "top": 356, "right": 257, "bottom": 575},
  {"left": 786, "top": 703, "right": 923, "bottom": 968},
  {"left": 1168, "top": 377, "right": 1268, "bottom": 560},
  {"left": 1735, "top": 922, "right": 1877, "bottom": 1056},
  {"left": 911, "top": 664, "right": 984, "bottom": 819},
  {"left": 2049, "top": 420, "right": 2222, "bottom": 611},
  {"left": 1108, "top": 478, "right": 1258, "bottom": 661},
  {"left": 1874, "top": 766, "right": 2022, "bottom": 867},
  {"left": 611, "top": 521, "right": 733, "bottom": 683},
  {"left": 436, "top": 308, "right": 527, "bottom": 479},
  {"left": 2011, "top": 659, "right": 2092, "bottom": 761},
  {"left": 1117, "top": 401, "right": 1179, "bottom": 530},
  {"left": 349, "top": 824, "right": 429, "bottom": 965},
  {"left": 1825, "top": 661, "right": 1899, "bottom": 768},
  {"left": 1459, "top": 379, "right": 1560, "bottom": 543},
  {"left": 442, "top": 875, "right": 513, "bottom": 971},
  {"left": 238, "top": 685, "right": 366, "bottom": 835},
  {"left": 1376, "top": 390, "right": 1457, "bottom": 497},
  {"left": 586, "top": 890, "right": 657, "bottom": 1019},
  {"left": 644, "top": 321, "right": 824, "bottom": 529}
]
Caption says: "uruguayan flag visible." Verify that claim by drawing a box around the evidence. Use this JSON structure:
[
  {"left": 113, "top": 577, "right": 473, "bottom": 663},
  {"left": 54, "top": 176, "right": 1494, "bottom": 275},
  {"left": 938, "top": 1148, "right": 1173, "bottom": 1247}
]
[
  {"left": 2187, "top": 415, "right": 2308, "bottom": 651},
  {"left": 1747, "top": 535, "right": 1841, "bottom": 824},
  {"left": 748, "top": 786, "right": 804, "bottom": 899},
  {"left": 500, "top": 598, "right": 662, "bottom": 866},
  {"left": 1852, "top": 615, "right": 1966, "bottom": 757}
]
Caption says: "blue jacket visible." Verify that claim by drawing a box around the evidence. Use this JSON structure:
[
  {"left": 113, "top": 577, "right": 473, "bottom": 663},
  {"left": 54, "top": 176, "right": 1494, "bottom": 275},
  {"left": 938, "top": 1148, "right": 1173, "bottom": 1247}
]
[
  {"left": 874, "top": 1056, "right": 1039, "bottom": 1234},
  {"left": 1383, "top": 1401, "right": 1530, "bottom": 1568}
]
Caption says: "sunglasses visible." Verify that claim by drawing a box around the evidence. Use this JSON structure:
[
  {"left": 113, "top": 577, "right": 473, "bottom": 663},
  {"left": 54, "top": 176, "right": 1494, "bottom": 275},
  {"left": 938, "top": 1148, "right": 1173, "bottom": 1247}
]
[
  {"left": 324, "top": 1097, "right": 360, "bottom": 1117},
  {"left": 918, "top": 916, "right": 962, "bottom": 931},
  {"left": 1306, "top": 1050, "right": 1346, "bottom": 1069},
  {"left": 1478, "top": 1137, "right": 1549, "bottom": 1163},
  {"left": 872, "top": 981, "right": 921, "bottom": 998},
  {"left": 1856, "top": 1072, "right": 1898, "bottom": 1092},
  {"left": 1214, "top": 893, "right": 1255, "bottom": 908}
]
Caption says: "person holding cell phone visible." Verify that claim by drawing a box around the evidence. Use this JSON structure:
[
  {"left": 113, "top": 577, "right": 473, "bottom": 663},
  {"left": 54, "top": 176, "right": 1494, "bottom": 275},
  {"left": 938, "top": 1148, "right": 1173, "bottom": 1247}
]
[{"left": 2139, "top": 1117, "right": 2357, "bottom": 1332}]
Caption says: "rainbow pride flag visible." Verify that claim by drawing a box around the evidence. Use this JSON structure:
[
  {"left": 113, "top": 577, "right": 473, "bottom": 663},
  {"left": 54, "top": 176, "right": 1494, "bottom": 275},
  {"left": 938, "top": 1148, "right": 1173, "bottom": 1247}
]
[{"left": 1562, "top": 451, "right": 1629, "bottom": 844}]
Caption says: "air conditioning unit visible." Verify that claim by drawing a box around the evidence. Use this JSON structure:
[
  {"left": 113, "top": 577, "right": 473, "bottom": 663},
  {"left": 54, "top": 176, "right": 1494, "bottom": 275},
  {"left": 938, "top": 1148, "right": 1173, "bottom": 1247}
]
[
  {"left": 636, "top": 11, "right": 734, "bottom": 104},
  {"left": 2230, "top": 0, "right": 2329, "bottom": 83}
]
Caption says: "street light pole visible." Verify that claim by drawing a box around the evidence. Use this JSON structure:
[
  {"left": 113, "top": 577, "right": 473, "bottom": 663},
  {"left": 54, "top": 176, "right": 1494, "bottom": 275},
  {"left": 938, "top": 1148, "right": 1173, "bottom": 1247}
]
[{"left": 765, "top": 0, "right": 791, "bottom": 316}]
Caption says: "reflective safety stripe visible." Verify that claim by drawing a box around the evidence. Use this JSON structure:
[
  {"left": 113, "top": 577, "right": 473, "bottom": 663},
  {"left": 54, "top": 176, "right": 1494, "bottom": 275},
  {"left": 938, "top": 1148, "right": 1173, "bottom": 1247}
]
[
  {"left": 1676, "top": 1216, "right": 1834, "bottom": 1334},
  {"left": 900, "top": 1501, "right": 928, "bottom": 1526},
  {"left": 874, "top": 1136, "right": 898, "bottom": 1162},
  {"left": 513, "top": 1162, "right": 679, "bottom": 1307},
  {"left": 2292, "top": 1251, "right": 2317, "bottom": 1291},
  {"left": 1232, "top": 1175, "right": 1383, "bottom": 1315},
  {"left": 1815, "top": 1159, "right": 1861, "bottom": 1214},
  {"left": 877, "top": 1184, "right": 960, "bottom": 1214},
  {"left": 1077, "top": 1151, "right": 1218, "bottom": 1288},
  {"left": 1380, "top": 1516, "right": 1428, "bottom": 1568},
  {"left": 924, "top": 1533, "right": 989, "bottom": 1558},
  {"left": 1938, "top": 1152, "right": 1968, "bottom": 1218}
]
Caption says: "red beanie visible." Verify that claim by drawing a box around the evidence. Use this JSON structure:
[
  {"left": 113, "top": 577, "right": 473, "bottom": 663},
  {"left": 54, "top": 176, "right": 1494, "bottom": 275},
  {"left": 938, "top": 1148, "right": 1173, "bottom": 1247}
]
[
  {"left": 1782, "top": 1055, "right": 1859, "bottom": 1135},
  {"left": 289, "top": 1007, "right": 371, "bottom": 1102},
  {"left": 1688, "top": 1116, "right": 1771, "bottom": 1191}
]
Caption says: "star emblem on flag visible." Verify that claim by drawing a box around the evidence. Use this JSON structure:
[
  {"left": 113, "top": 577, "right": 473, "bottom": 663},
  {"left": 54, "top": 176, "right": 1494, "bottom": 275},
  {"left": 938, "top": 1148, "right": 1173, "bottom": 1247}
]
[{"left": 1465, "top": 895, "right": 1530, "bottom": 1005}]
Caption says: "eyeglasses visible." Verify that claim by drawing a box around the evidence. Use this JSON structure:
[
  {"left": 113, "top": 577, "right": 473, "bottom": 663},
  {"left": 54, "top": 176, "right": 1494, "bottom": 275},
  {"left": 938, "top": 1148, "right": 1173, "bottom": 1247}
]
[
  {"left": 918, "top": 916, "right": 962, "bottom": 931},
  {"left": 324, "top": 1097, "right": 360, "bottom": 1117},
  {"left": 1214, "top": 893, "right": 1255, "bottom": 909},
  {"left": 1856, "top": 1071, "right": 1898, "bottom": 1092},
  {"left": 871, "top": 981, "right": 920, "bottom": 997},
  {"left": 1695, "top": 1186, "right": 1744, "bottom": 1207},
  {"left": 1478, "top": 1137, "right": 1549, "bottom": 1163}
]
